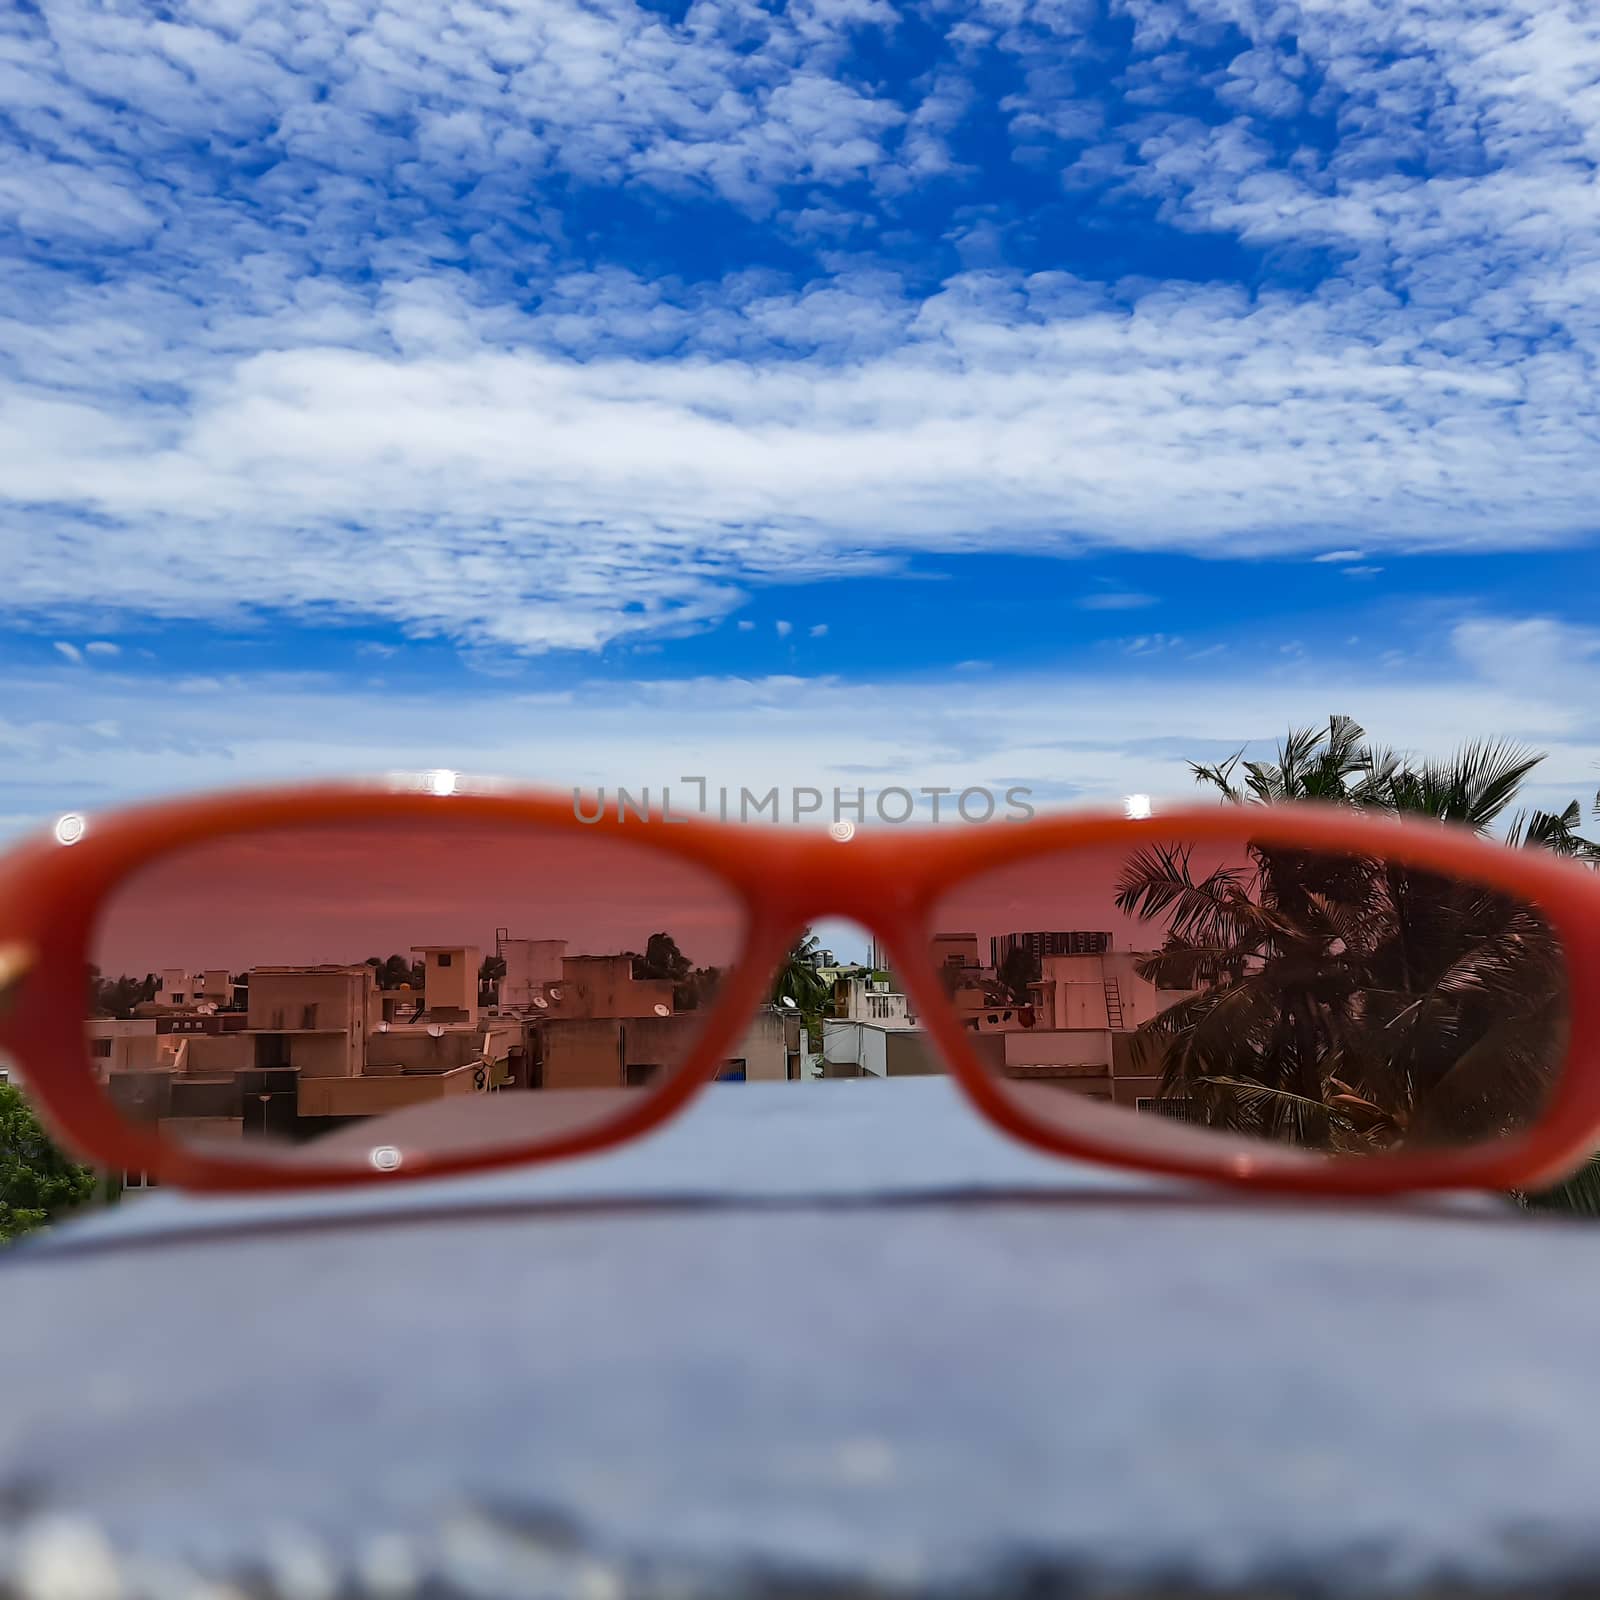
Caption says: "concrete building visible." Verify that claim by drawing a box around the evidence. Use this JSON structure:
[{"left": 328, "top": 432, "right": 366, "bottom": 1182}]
[
  {"left": 1030, "top": 949, "right": 1191, "bottom": 1033},
  {"left": 247, "top": 965, "right": 373, "bottom": 1079},
  {"left": 813, "top": 960, "right": 868, "bottom": 991},
  {"left": 821, "top": 1021, "right": 941, "bottom": 1079},
  {"left": 968, "top": 1029, "right": 1176, "bottom": 1108},
  {"left": 831, "top": 973, "right": 917, "bottom": 1029},
  {"left": 991, "top": 930, "right": 1113, "bottom": 968},
  {"left": 86, "top": 1017, "right": 164, "bottom": 1074},
  {"left": 814, "top": 944, "right": 1200, "bottom": 1106},
  {"left": 295, "top": 1066, "right": 480, "bottom": 1122},
  {"left": 950, "top": 948, "right": 1199, "bottom": 1106},
  {"left": 496, "top": 936, "right": 567, "bottom": 1010},
  {"left": 536, "top": 954, "right": 676, "bottom": 1022},
  {"left": 412, "top": 945, "right": 480, "bottom": 1025},
  {"left": 727, "top": 1009, "right": 791, "bottom": 1082},
  {"left": 154, "top": 968, "right": 232, "bottom": 1009},
  {"left": 93, "top": 961, "right": 529, "bottom": 1142},
  {"left": 930, "top": 933, "right": 986, "bottom": 980},
  {"left": 538, "top": 1006, "right": 791, "bottom": 1091}
]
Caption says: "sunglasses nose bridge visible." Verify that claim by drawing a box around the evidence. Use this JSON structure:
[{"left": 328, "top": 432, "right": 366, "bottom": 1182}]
[{"left": 763, "top": 852, "right": 928, "bottom": 953}]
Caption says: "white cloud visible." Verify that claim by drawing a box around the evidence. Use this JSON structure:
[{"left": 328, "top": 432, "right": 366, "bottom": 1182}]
[
  {"left": 1077, "top": 591, "right": 1158, "bottom": 610},
  {"left": 83, "top": 640, "right": 119, "bottom": 655},
  {"left": 2, "top": 617, "right": 1594, "bottom": 840},
  {"left": 809, "top": 622, "right": 828, "bottom": 636},
  {"left": 0, "top": 0, "right": 917, "bottom": 229},
  {"left": 775, "top": 620, "right": 793, "bottom": 637},
  {"left": 1122, "top": 633, "right": 1183, "bottom": 655},
  {"left": 2, "top": 0, "right": 1600, "bottom": 655},
  {"left": 52, "top": 641, "right": 81, "bottom": 663},
  {"left": 6, "top": 270, "right": 1600, "bottom": 653},
  {"left": 1450, "top": 616, "right": 1600, "bottom": 715},
  {"left": 736, "top": 619, "right": 756, "bottom": 632}
]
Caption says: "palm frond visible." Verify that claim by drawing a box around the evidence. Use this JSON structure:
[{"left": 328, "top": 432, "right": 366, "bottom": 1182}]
[
  {"left": 1416, "top": 740, "right": 1545, "bottom": 829},
  {"left": 1404, "top": 1017, "right": 1563, "bottom": 1147},
  {"left": 1189, "top": 749, "right": 1246, "bottom": 802},
  {"left": 1521, "top": 1155, "right": 1600, "bottom": 1216},
  {"left": 1190, "top": 1075, "right": 1359, "bottom": 1147},
  {"left": 1508, "top": 801, "right": 1600, "bottom": 860},
  {"left": 1113, "top": 844, "right": 1264, "bottom": 950}
]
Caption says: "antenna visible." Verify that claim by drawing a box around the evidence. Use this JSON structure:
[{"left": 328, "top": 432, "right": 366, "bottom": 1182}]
[{"left": 426, "top": 1024, "right": 445, "bottom": 1039}]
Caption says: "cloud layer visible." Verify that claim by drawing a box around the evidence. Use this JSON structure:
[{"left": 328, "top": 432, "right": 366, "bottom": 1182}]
[
  {"left": 4, "top": 0, "right": 1600, "bottom": 651},
  {"left": 8, "top": 616, "right": 1597, "bottom": 840}
]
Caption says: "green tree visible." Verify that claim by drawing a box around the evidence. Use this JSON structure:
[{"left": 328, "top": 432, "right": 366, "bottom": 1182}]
[
  {"left": 996, "top": 946, "right": 1041, "bottom": 1006},
  {"left": 674, "top": 965, "right": 722, "bottom": 1013},
  {"left": 771, "top": 931, "right": 830, "bottom": 1012},
  {"left": 634, "top": 932, "right": 691, "bottom": 986},
  {"left": 372, "top": 953, "right": 423, "bottom": 991},
  {"left": 1117, "top": 717, "right": 1584, "bottom": 1151},
  {"left": 0, "top": 1084, "right": 97, "bottom": 1244},
  {"left": 769, "top": 931, "right": 831, "bottom": 1051}
]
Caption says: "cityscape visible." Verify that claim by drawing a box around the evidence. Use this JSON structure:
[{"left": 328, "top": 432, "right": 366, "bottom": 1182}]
[
  {"left": 80, "top": 925, "right": 1190, "bottom": 1172},
  {"left": 61, "top": 785, "right": 1571, "bottom": 1173}
]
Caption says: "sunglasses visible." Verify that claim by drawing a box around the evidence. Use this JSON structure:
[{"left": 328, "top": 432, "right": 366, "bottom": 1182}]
[{"left": 1, "top": 776, "right": 1597, "bottom": 1197}]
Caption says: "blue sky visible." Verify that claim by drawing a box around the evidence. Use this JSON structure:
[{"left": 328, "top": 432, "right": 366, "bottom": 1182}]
[{"left": 4, "top": 0, "right": 1600, "bottom": 832}]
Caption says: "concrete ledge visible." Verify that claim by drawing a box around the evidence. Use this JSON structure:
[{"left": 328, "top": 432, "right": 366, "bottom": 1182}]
[{"left": 1, "top": 1080, "right": 1593, "bottom": 1599}]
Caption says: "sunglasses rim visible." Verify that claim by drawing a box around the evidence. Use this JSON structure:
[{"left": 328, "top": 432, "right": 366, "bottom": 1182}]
[{"left": 1, "top": 777, "right": 1597, "bottom": 1197}]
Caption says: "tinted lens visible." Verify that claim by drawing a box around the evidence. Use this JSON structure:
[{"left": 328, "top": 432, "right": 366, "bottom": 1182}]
[
  {"left": 931, "top": 837, "right": 1569, "bottom": 1154},
  {"left": 88, "top": 819, "right": 748, "bottom": 1172}
]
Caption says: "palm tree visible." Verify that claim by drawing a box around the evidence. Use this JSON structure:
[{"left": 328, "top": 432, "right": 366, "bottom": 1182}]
[
  {"left": 1505, "top": 799, "right": 1600, "bottom": 860},
  {"left": 1117, "top": 717, "right": 1577, "bottom": 1151},
  {"left": 770, "top": 931, "right": 830, "bottom": 1013}
]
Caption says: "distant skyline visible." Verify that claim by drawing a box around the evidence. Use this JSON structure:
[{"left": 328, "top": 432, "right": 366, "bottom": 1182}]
[
  {"left": 92, "top": 821, "right": 747, "bottom": 976},
  {"left": 91, "top": 821, "right": 1228, "bottom": 979},
  {"left": 4, "top": 0, "right": 1600, "bottom": 836}
]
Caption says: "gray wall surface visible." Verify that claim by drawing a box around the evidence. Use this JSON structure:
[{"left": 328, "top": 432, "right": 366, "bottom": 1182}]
[{"left": 2, "top": 1078, "right": 1596, "bottom": 1600}]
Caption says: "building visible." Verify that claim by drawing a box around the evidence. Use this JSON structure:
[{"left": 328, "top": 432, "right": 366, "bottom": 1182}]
[
  {"left": 990, "top": 930, "right": 1112, "bottom": 968},
  {"left": 247, "top": 965, "right": 372, "bottom": 1079},
  {"left": 966, "top": 947, "right": 1199, "bottom": 1106},
  {"left": 1029, "top": 948, "right": 1190, "bottom": 1033},
  {"left": 968, "top": 1029, "right": 1173, "bottom": 1108},
  {"left": 495, "top": 935, "right": 567, "bottom": 1010},
  {"left": 831, "top": 973, "right": 916, "bottom": 1029},
  {"left": 412, "top": 945, "right": 480, "bottom": 1025},
  {"left": 154, "top": 968, "right": 232, "bottom": 1009},
  {"left": 93, "top": 960, "right": 526, "bottom": 1143},
  {"left": 86, "top": 1017, "right": 164, "bottom": 1073},
  {"left": 83, "top": 925, "right": 864, "bottom": 1156},
  {"left": 533, "top": 954, "right": 676, "bottom": 1022},
  {"left": 930, "top": 932, "right": 988, "bottom": 980},
  {"left": 813, "top": 943, "right": 1200, "bottom": 1106},
  {"left": 821, "top": 1021, "right": 941, "bottom": 1078},
  {"left": 538, "top": 1005, "right": 791, "bottom": 1090}
]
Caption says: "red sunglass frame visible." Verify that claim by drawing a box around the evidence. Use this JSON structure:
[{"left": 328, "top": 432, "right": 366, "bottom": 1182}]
[{"left": 2, "top": 779, "right": 1600, "bottom": 1196}]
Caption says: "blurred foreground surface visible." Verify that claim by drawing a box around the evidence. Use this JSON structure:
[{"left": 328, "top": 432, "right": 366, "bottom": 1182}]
[{"left": 2, "top": 1078, "right": 1598, "bottom": 1599}]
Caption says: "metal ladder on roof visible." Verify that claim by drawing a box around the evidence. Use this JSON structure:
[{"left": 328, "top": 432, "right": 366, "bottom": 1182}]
[{"left": 1104, "top": 978, "right": 1125, "bottom": 1030}]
